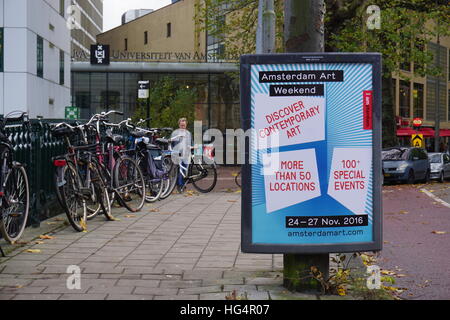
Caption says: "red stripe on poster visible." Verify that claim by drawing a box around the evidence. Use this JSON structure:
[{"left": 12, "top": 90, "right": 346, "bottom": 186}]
[{"left": 363, "top": 91, "right": 373, "bottom": 130}]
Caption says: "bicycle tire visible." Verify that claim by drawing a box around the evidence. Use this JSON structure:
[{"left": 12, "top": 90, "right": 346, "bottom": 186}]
[
  {"left": 190, "top": 163, "right": 217, "bottom": 193},
  {"left": 89, "top": 162, "right": 113, "bottom": 221},
  {"left": 60, "top": 162, "right": 87, "bottom": 232},
  {"left": 0, "top": 165, "right": 30, "bottom": 244},
  {"left": 235, "top": 171, "right": 241, "bottom": 189},
  {"left": 157, "top": 155, "right": 176, "bottom": 200},
  {"left": 136, "top": 157, "right": 163, "bottom": 203},
  {"left": 113, "top": 156, "right": 146, "bottom": 212}
]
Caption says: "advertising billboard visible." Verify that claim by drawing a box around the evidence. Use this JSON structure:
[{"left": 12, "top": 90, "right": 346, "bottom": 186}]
[{"left": 240, "top": 53, "right": 382, "bottom": 254}]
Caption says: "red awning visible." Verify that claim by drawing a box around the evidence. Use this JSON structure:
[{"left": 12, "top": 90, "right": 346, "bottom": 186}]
[
  {"left": 397, "top": 128, "right": 417, "bottom": 136},
  {"left": 418, "top": 128, "right": 435, "bottom": 137},
  {"left": 439, "top": 129, "right": 450, "bottom": 137}
]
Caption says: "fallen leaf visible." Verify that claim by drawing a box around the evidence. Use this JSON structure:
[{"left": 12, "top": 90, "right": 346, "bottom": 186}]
[
  {"left": 39, "top": 235, "right": 55, "bottom": 240},
  {"left": 227, "top": 200, "right": 237, "bottom": 203},
  {"left": 431, "top": 231, "right": 447, "bottom": 235},
  {"left": 26, "top": 249, "right": 41, "bottom": 253},
  {"left": 35, "top": 241, "right": 45, "bottom": 245},
  {"left": 149, "top": 208, "right": 159, "bottom": 213},
  {"left": 398, "top": 210, "right": 409, "bottom": 214},
  {"left": 124, "top": 215, "right": 136, "bottom": 218},
  {"left": 46, "top": 222, "right": 58, "bottom": 225},
  {"left": 53, "top": 217, "right": 65, "bottom": 221},
  {"left": 14, "top": 241, "right": 29, "bottom": 245},
  {"left": 79, "top": 219, "right": 87, "bottom": 232}
]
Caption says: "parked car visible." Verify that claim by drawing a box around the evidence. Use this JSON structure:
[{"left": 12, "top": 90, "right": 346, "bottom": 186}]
[
  {"left": 382, "top": 147, "right": 430, "bottom": 184},
  {"left": 428, "top": 152, "right": 450, "bottom": 182}
]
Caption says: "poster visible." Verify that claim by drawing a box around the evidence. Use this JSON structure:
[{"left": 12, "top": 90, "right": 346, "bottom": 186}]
[{"left": 241, "top": 53, "right": 382, "bottom": 254}]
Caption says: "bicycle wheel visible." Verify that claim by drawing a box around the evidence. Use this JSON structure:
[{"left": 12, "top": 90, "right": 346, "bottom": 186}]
[
  {"left": 61, "top": 162, "right": 87, "bottom": 232},
  {"left": 114, "top": 156, "right": 145, "bottom": 212},
  {"left": 77, "top": 163, "right": 101, "bottom": 221},
  {"left": 235, "top": 170, "right": 241, "bottom": 189},
  {"left": 137, "top": 157, "right": 163, "bottom": 203},
  {"left": 190, "top": 162, "right": 217, "bottom": 193},
  {"left": 159, "top": 156, "right": 177, "bottom": 200},
  {"left": 0, "top": 165, "right": 30, "bottom": 244},
  {"left": 89, "top": 162, "right": 113, "bottom": 221}
]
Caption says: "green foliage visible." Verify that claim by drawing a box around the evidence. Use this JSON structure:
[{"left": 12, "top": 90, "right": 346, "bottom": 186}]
[
  {"left": 195, "top": 0, "right": 285, "bottom": 57},
  {"left": 329, "top": 0, "right": 450, "bottom": 79},
  {"left": 133, "top": 77, "right": 197, "bottom": 129}
]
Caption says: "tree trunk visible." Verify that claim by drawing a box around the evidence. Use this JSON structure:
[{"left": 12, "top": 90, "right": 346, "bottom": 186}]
[
  {"left": 283, "top": 0, "right": 329, "bottom": 293},
  {"left": 284, "top": 0, "right": 325, "bottom": 52}
]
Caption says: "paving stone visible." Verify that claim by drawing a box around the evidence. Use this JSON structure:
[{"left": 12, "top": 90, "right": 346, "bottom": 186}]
[
  {"left": 133, "top": 287, "right": 178, "bottom": 296},
  {"left": 116, "top": 279, "right": 159, "bottom": 287},
  {"left": 199, "top": 292, "right": 229, "bottom": 300},
  {"left": 153, "top": 295, "right": 199, "bottom": 300},
  {"left": 106, "top": 294, "right": 153, "bottom": 300},
  {"left": 87, "top": 286, "right": 135, "bottom": 294},
  {"left": 59, "top": 293, "right": 107, "bottom": 300},
  {"left": 183, "top": 270, "right": 224, "bottom": 280},
  {"left": 178, "top": 285, "right": 222, "bottom": 295},
  {"left": 12, "top": 294, "right": 62, "bottom": 300},
  {"left": 159, "top": 280, "right": 202, "bottom": 289}
]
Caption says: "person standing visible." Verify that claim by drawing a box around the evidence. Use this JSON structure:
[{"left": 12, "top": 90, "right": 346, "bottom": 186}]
[{"left": 171, "top": 118, "right": 192, "bottom": 192}]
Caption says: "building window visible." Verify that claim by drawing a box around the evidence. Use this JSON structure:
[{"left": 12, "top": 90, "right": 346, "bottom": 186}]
[
  {"left": 399, "top": 80, "right": 410, "bottom": 118},
  {"left": 37, "top": 35, "right": 44, "bottom": 78},
  {"left": 167, "top": 23, "right": 171, "bottom": 38},
  {"left": 413, "top": 83, "right": 424, "bottom": 118},
  {"left": 60, "top": 50, "right": 65, "bottom": 85},
  {"left": 124, "top": 38, "right": 128, "bottom": 51},
  {"left": 0, "top": 28, "right": 3, "bottom": 73},
  {"left": 144, "top": 31, "right": 148, "bottom": 45},
  {"left": 59, "top": 0, "right": 65, "bottom": 17},
  {"left": 448, "top": 90, "right": 450, "bottom": 122}
]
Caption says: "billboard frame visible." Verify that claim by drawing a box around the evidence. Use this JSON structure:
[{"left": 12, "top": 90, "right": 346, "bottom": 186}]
[{"left": 240, "top": 53, "right": 383, "bottom": 254}]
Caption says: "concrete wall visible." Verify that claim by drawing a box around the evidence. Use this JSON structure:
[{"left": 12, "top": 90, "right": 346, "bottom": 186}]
[{"left": 1, "top": 0, "right": 71, "bottom": 118}]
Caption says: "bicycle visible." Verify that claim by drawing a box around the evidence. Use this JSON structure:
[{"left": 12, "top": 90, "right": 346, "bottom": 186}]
[
  {"left": 120, "top": 119, "right": 173, "bottom": 203},
  {"left": 51, "top": 122, "right": 112, "bottom": 231},
  {"left": 174, "top": 143, "right": 217, "bottom": 193},
  {"left": 0, "top": 111, "right": 30, "bottom": 243},
  {"left": 86, "top": 112, "right": 146, "bottom": 213}
]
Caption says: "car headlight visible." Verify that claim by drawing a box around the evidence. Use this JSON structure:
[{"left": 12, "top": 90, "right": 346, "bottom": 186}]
[{"left": 397, "top": 164, "right": 409, "bottom": 171}]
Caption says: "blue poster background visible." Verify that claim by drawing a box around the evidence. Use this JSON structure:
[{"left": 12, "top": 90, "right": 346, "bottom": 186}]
[{"left": 251, "top": 63, "right": 374, "bottom": 245}]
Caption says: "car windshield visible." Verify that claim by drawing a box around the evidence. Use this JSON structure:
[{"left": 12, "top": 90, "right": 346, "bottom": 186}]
[
  {"left": 429, "top": 154, "right": 442, "bottom": 163},
  {"left": 382, "top": 148, "right": 408, "bottom": 161}
]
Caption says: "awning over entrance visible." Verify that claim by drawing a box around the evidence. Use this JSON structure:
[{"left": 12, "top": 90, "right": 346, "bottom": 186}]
[
  {"left": 397, "top": 127, "right": 417, "bottom": 136},
  {"left": 418, "top": 128, "right": 435, "bottom": 137},
  {"left": 397, "top": 127, "right": 450, "bottom": 137}
]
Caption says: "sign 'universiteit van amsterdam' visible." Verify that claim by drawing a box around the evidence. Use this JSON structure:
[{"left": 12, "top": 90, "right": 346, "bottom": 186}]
[
  {"left": 240, "top": 53, "right": 382, "bottom": 254},
  {"left": 76, "top": 45, "right": 239, "bottom": 63}
]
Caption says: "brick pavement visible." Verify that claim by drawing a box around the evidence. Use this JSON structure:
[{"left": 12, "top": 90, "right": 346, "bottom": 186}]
[{"left": 0, "top": 188, "right": 355, "bottom": 300}]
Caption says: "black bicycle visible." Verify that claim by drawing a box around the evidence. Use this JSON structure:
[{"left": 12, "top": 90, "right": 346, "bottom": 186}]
[{"left": 0, "top": 111, "right": 30, "bottom": 243}]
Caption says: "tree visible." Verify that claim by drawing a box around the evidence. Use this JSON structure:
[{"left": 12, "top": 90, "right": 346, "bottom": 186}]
[
  {"left": 133, "top": 77, "right": 197, "bottom": 129},
  {"left": 329, "top": 0, "right": 450, "bottom": 147}
]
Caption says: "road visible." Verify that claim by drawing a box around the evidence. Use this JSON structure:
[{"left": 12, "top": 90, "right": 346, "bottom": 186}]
[{"left": 378, "top": 181, "right": 450, "bottom": 300}]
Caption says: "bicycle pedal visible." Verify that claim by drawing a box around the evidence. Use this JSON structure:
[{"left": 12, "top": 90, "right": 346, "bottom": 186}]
[{"left": 9, "top": 213, "right": 22, "bottom": 218}]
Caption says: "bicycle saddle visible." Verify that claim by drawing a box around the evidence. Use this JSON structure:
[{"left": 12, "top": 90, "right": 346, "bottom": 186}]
[
  {"left": 105, "top": 133, "right": 124, "bottom": 144},
  {"left": 130, "top": 131, "right": 146, "bottom": 138},
  {"left": 51, "top": 127, "right": 74, "bottom": 138}
]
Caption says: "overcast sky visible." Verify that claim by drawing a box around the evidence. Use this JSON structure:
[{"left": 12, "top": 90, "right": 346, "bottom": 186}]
[{"left": 103, "top": 0, "right": 172, "bottom": 32}]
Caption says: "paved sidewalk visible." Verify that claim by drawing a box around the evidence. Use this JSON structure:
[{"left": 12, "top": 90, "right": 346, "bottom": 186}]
[{"left": 0, "top": 191, "right": 351, "bottom": 300}]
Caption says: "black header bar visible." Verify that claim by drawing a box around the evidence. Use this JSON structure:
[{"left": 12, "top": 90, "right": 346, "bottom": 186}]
[{"left": 260, "top": 70, "right": 344, "bottom": 83}]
